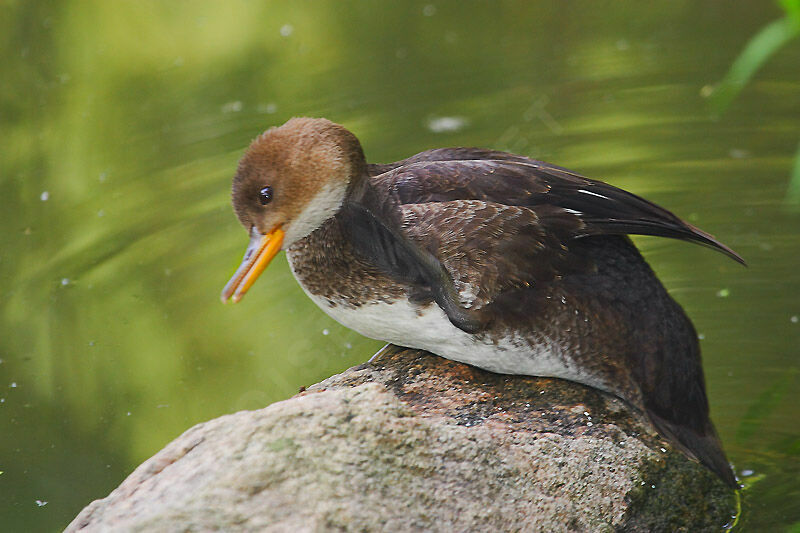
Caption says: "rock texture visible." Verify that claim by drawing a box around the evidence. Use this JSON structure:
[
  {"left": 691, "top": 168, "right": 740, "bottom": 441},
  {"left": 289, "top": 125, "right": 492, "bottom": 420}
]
[{"left": 67, "top": 346, "right": 735, "bottom": 532}]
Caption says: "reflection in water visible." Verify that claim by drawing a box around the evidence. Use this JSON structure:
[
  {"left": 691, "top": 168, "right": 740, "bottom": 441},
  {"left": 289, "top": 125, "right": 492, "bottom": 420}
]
[{"left": 1, "top": 2, "right": 798, "bottom": 530}]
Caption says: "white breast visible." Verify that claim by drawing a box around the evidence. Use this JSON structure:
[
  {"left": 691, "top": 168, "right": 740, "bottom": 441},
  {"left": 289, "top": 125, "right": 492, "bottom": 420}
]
[{"left": 288, "top": 257, "right": 595, "bottom": 385}]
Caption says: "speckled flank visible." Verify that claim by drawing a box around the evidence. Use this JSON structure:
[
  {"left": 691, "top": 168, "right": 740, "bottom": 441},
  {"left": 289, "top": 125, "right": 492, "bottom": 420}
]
[
  {"left": 289, "top": 226, "right": 643, "bottom": 408},
  {"left": 287, "top": 216, "right": 406, "bottom": 307}
]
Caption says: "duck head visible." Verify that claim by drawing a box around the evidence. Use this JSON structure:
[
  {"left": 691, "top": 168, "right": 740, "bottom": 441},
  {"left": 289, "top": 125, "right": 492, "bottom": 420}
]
[{"left": 221, "top": 117, "right": 366, "bottom": 303}]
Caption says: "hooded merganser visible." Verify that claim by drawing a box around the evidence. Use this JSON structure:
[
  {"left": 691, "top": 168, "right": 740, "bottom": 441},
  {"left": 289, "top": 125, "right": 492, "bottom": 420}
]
[{"left": 221, "top": 118, "right": 743, "bottom": 488}]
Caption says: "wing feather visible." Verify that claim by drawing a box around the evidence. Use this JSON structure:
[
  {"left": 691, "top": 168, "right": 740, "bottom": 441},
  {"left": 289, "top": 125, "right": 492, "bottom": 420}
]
[
  {"left": 370, "top": 157, "right": 744, "bottom": 264},
  {"left": 345, "top": 153, "right": 743, "bottom": 332},
  {"left": 398, "top": 200, "right": 589, "bottom": 311}
]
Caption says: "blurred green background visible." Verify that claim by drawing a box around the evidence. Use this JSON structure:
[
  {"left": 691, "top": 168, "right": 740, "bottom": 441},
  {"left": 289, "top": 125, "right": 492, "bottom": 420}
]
[{"left": 1, "top": 1, "right": 799, "bottom": 530}]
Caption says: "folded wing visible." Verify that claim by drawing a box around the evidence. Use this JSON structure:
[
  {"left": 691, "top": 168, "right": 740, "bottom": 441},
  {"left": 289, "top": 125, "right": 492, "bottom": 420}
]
[
  {"left": 372, "top": 155, "right": 743, "bottom": 264},
  {"left": 345, "top": 155, "right": 743, "bottom": 332}
]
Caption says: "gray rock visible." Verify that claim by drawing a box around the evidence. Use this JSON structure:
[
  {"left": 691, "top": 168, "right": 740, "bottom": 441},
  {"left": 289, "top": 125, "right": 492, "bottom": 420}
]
[{"left": 66, "top": 346, "right": 736, "bottom": 532}]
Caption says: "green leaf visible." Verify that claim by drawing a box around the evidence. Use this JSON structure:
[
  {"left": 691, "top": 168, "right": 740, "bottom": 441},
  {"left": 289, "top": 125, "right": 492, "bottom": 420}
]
[
  {"left": 710, "top": 16, "right": 800, "bottom": 114},
  {"left": 779, "top": 0, "right": 800, "bottom": 21}
]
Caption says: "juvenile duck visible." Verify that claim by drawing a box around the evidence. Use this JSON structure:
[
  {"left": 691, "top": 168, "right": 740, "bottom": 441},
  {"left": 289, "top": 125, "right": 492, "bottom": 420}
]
[{"left": 221, "top": 117, "right": 743, "bottom": 488}]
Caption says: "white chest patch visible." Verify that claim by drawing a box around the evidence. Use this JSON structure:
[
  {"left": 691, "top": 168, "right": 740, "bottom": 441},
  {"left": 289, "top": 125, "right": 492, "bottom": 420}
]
[{"left": 287, "top": 256, "right": 595, "bottom": 385}]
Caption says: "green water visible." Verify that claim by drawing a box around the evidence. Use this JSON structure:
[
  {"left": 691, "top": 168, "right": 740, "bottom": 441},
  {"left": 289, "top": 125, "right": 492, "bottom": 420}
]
[{"left": 2, "top": 2, "right": 799, "bottom": 530}]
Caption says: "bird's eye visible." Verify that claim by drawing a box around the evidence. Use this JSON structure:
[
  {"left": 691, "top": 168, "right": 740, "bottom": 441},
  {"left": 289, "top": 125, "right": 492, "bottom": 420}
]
[{"left": 258, "top": 186, "right": 273, "bottom": 206}]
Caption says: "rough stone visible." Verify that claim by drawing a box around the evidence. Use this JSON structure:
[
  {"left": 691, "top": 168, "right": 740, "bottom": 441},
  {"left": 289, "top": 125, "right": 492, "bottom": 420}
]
[{"left": 67, "top": 346, "right": 736, "bottom": 532}]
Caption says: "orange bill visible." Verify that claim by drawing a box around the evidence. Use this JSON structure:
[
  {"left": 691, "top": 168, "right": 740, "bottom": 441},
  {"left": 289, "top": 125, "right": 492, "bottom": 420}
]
[{"left": 220, "top": 227, "right": 285, "bottom": 303}]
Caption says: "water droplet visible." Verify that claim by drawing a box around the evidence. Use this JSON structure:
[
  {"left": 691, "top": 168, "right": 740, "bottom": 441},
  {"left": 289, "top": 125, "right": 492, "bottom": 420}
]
[
  {"left": 259, "top": 103, "right": 277, "bottom": 114},
  {"left": 221, "top": 101, "right": 242, "bottom": 113},
  {"left": 700, "top": 84, "right": 715, "bottom": 98},
  {"left": 427, "top": 116, "right": 467, "bottom": 133}
]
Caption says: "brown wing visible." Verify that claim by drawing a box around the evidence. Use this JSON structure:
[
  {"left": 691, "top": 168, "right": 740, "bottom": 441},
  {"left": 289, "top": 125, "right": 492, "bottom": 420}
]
[
  {"left": 345, "top": 154, "right": 742, "bottom": 332},
  {"left": 369, "top": 156, "right": 744, "bottom": 264},
  {"left": 398, "top": 200, "right": 589, "bottom": 311}
]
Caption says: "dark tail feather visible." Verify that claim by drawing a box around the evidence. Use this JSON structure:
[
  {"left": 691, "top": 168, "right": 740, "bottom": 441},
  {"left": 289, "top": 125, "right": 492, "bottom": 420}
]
[
  {"left": 682, "top": 222, "right": 747, "bottom": 266},
  {"left": 647, "top": 410, "right": 739, "bottom": 489},
  {"left": 581, "top": 218, "right": 746, "bottom": 266},
  {"left": 542, "top": 172, "right": 747, "bottom": 266}
]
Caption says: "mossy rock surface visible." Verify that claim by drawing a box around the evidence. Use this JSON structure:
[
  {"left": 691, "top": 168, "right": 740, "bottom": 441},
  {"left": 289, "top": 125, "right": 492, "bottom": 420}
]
[{"left": 67, "top": 346, "right": 736, "bottom": 532}]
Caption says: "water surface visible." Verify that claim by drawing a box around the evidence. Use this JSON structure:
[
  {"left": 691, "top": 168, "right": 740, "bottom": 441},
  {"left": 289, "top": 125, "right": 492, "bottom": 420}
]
[{"left": 1, "top": 2, "right": 798, "bottom": 530}]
